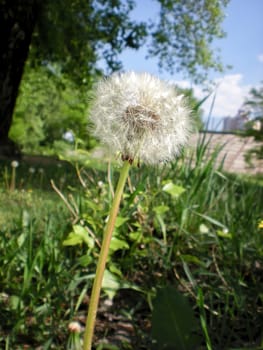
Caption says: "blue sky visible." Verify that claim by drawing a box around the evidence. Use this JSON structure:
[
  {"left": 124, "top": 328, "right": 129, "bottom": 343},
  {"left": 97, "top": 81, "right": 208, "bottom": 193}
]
[
  {"left": 219, "top": 0, "right": 263, "bottom": 85},
  {"left": 116, "top": 0, "right": 263, "bottom": 119}
]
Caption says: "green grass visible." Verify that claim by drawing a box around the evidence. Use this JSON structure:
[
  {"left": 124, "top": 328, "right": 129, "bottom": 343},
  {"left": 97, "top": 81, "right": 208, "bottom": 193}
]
[{"left": 0, "top": 142, "right": 263, "bottom": 350}]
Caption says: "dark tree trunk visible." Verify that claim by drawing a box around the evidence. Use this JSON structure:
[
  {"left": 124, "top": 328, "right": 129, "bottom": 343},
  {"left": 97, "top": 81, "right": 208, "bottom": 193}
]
[{"left": 0, "top": 0, "right": 40, "bottom": 155}]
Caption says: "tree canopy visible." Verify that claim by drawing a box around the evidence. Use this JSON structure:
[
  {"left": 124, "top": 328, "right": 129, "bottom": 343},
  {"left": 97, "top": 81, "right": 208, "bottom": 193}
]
[
  {"left": 149, "top": 0, "right": 229, "bottom": 82},
  {"left": 245, "top": 84, "right": 263, "bottom": 120},
  {"left": 30, "top": 0, "right": 229, "bottom": 84},
  {"left": 30, "top": 0, "right": 148, "bottom": 86},
  {"left": 244, "top": 83, "right": 263, "bottom": 140},
  {"left": 240, "top": 84, "right": 263, "bottom": 163},
  {"left": 0, "top": 0, "right": 230, "bottom": 154}
]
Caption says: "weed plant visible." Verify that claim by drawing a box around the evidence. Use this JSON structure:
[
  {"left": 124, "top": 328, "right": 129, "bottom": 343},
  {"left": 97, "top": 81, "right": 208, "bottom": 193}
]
[{"left": 0, "top": 138, "right": 263, "bottom": 349}]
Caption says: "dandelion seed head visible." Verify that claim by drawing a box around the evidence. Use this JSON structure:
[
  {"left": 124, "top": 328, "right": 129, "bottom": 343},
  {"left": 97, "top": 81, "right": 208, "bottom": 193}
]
[
  {"left": 11, "top": 160, "right": 19, "bottom": 168},
  {"left": 90, "top": 71, "right": 192, "bottom": 165},
  {"left": 98, "top": 181, "right": 104, "bottom": 188}
]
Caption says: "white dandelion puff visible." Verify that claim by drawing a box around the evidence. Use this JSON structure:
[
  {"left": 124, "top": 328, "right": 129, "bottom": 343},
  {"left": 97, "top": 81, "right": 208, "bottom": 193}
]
[
  {"left": 89, "top": 72, "right": 192, "bottom": 165},
  {"left": 11, "top": 160, "right": 19, "bottom": 168}
]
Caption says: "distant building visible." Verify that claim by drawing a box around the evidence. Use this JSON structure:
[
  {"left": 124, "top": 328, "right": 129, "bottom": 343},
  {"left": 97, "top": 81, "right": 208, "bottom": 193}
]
[
  {"left": 223, "top": 109, "right": 250, "bottom": 131},
  {"left": 202, "top": 116, "right": 224, "bottom": 131}
]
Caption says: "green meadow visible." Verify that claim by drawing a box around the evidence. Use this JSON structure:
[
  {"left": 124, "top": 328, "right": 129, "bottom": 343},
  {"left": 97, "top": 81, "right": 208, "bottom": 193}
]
[{"left": 1, "top": 138, "right": 262, "bottom": 350}]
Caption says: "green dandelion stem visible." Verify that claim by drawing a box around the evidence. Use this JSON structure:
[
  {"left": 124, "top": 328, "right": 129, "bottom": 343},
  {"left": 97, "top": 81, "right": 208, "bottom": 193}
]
[{"left": 83, "top": 160, "right": 131, "bottom": 350}]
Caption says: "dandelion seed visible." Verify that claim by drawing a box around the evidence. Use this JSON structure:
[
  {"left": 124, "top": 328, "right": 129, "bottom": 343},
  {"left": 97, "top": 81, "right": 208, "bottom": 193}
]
[{"left": 90, "top": 71, "right": 192, "bottom": 165}]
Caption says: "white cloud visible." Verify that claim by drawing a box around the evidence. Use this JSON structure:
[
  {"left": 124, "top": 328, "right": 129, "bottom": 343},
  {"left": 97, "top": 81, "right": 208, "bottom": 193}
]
[
  {"left": 173, "top": 74, "right": 251, "bottom": 118},
  {"left": 204, "top": 75, "right": 251, "bottom": 117},
  {"left": 257, "top": 53, "right": 263, "bottom": 63}
]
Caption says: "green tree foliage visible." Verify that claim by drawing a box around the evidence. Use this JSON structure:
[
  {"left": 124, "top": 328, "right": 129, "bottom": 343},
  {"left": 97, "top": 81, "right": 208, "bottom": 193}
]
[
  {"left": 11, "top": 69, "right": 204, "bottom": 153},
  {"left": 30, "top": 0, "right": 148, "bottom": 86},
  {"left": 244, "top": 84, "right": 263, "bottom": 139},
  {"left": 31, "top": 0, "right": 229, "bottom": 85},
  {"left": 1, "top": 0, "right": 230, "bottom": 154},
  {"left": 243, "top": 84, "right": 263, "bottom": 162},
  {"left": 245, "top": 84, "right": 263, "bottom": 120},
  {"left": 175, "top": 86, "right": 204, "bottom": 130},
  {"left": 150, "top": 0, "right": 229, "bottom": 83},
  {"left": 10, "top": 63, "right": 91, "bottom": 154},
  {"left": 0, "top": 0, "right": 147, "bottom": 151}
]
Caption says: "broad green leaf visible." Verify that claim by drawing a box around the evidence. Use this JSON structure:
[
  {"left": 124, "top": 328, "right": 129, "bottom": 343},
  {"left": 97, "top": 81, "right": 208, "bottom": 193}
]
[
  {"left": 102, "top": 269, "right": 144, "bottom": 300},
  {"left": 73, "top": 225, "right": 87, "bottom": 235},
  {"left": 153, "top": 205, "right": 169, "bottom": 215},
  {"left": 84, "top": 200, "right": 100, "bottom": 212},
  {"left": 129, "top": 231, "right": 142, "bottom": 241},
  {"left": 151, "top": 286, "right": 200, "bottom": 350},
  {"left": 109, "top": 264, "right": 123, "bottom": 278},
  {"left": 102, "top": 269, "right": 121, "bottom": 300},
  {"left": 63, "top": 224, "right": 95, "bottom": 248},
  {"left": 109, "top": 236, "right": 129, "bottom": 253},
  {"left": 62, "top": 232, "right": 83, "bottom": 246},
  {"left": 115, "top": 216, "right": 129, "bottom": 228},
  {"left": 77, "top": 254, "right": 93, "bottom": 267},
  {"left": 162, "top": 182, "right": 186, "bottom": 198}
]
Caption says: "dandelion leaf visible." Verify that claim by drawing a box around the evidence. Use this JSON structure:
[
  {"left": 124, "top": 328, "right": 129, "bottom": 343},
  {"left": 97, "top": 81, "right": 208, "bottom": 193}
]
[{"left": 151, "top": 286, "right": 200, "bottom": 350}]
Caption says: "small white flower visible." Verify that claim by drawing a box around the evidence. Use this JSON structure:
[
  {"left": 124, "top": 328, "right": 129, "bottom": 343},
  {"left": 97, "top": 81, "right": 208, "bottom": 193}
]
[
  {"left": 29, "top": 167, "right": 35, "bottom": 174},
  {"left": 89, "top": 72, "right": 192, "bottom": 165},
  {"left": 11, "top": 160, "right": 19, "bottom": 168}
]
